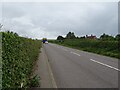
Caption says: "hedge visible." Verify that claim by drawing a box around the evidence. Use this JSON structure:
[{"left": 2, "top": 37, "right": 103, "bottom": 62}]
[{"left": 2, "top": 31, "right": 41, "bottom": 88}]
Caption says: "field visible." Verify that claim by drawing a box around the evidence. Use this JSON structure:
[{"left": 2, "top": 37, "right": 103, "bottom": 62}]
[
  {"left": 49, "top": 39, "right": 120, "bottom": 59},
  {"left": 2, "top": 31, "right": 41, "bottom": 88}
]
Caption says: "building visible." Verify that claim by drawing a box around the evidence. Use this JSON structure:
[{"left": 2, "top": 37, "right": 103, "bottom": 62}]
[{"left": 86, "top": 34, "right": 96, "bottom": 39}]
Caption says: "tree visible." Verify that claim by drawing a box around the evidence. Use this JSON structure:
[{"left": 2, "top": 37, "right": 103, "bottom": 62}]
[
  {"left": 71, "top": 32, "right": 76, "bottom": 39},
  {"left": 57, "top": 36, "right": 64, "bottom": 40},
  {"left": 100, "top": 33, "right": 114, "bottom": 40},
  {"left": 80, "top": 36, "right": 85, "bottom": 39},
  {"left": 66, "top": 32, "right": 76, "bottom": 39},
  {"left": 115, "top": 34, "right": 120, "bottom": 41},
  {"left": 66, "top": 32, "right": 71, "bottom": 39}
]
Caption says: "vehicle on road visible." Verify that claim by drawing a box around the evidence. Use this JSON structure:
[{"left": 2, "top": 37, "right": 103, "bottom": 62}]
[
  {"left": 45, "top": 41, "right": 48, "bottom": 44},
  {"left": 42, "top": 38, "right": 48, "bottom": 44}
]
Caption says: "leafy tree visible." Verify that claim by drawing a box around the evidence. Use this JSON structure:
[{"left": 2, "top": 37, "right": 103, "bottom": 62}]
[
  {"left": 100, "top": 33, "right": 114, "bottom": 40},
  {"left": 76, "top": 36, "right": 79, "bottom": 39},
  {"left": 80, "top": 36, "right": 85, "bottom": 39},
  {"left": 66, "top": 32, "right": 76, "bottom": 39},
  {"left": 57, "top": 36, "right": 64, "bottom": 40},
  {"left": 66, "top": 32, "right": 71, "bottom": 39},
  {"left": 115, "top": 34, "right": 120, "bottom": 41}
]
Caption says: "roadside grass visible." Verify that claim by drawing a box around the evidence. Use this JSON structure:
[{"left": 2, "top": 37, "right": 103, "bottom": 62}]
[
  {"left": 29, "top": 75, "right": 40, "bottom": 87},
  {"left": 2, "top": 31, "right": 41, "bottom": 88},
  {"left": 49, "top": 39, "right": 120, "bottom": 59}
]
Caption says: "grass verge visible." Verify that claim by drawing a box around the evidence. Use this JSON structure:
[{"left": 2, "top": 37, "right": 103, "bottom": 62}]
[{"left": 49, "top": 39, "right": 120, "bottom": 59}]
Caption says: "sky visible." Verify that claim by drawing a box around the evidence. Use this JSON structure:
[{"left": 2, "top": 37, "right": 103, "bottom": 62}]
[{"left": 0, "top": 0, "right": 119, "bottom": 39}]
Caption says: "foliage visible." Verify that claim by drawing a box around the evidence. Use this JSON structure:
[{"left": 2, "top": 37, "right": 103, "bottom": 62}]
[
  {"left": 100, "top": 33, "right": 114, "bottom": 40},
  {"left": 2, "top": 31, "right": 41, "bottom": 88},
  {"left": 49, "top": 32, "right": 119, "bottom": 59},
  {"left": 115, "top": 34, "right": 120, "bottom": 41},
  {"left": 57, "top": 36, "right": 64, "bottom": 40},
  {"left": 66, "top": 32, "right": 76, "bottom": 39},
  {"left": 42, "top": 38, "right": 47, "bottom": 41},
  {"left": 29, "top": 75, "right": 40, "bottom": 87}
]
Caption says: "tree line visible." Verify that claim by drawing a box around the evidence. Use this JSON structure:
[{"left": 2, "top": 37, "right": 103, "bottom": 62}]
[
  {"left": 57, "top": 32, "right": 120, "bottom": 41},
  {"left": 50, "top": 32, "right": 120, "bottom": 59}
]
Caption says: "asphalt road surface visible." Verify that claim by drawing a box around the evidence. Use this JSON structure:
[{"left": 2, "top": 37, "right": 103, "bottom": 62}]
[{"left": 43, "top": 43, "right": 119, "bottom": 88}]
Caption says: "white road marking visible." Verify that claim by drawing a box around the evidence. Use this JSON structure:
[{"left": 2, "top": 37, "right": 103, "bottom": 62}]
[
  {"left": 90, "top": 59, "right": 120, "bottom": 71},
  {"left": 71, "top": 51, "right": 81, "bottom": 56}
]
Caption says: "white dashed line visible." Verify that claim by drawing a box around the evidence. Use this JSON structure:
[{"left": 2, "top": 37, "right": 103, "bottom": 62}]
[
  {"left": 71, "top": 51, "right": 81, "bottom": 56},
  {"left": 90, "top": 59, "right": 120, "bottom": 71}
]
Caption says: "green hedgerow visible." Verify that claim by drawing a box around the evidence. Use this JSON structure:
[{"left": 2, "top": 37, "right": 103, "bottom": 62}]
[{"left": 2, "top": 31, "right": 41, "bottom": 88}]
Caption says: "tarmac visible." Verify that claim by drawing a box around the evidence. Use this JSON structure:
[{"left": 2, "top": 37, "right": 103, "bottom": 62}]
[{"left": 33, "top": 46, "right": 57, "bottom": 88}]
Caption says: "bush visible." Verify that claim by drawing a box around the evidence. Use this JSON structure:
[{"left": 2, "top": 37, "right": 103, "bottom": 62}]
[
  {"left": 29, "top": 75, "right": 40, "bottom": 87},
  {"left": 2, "top": 32, "right": 41, "bottom": 88}
]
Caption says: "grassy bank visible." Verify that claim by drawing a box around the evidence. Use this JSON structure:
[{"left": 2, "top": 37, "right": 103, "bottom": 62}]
[
  {"left": 49, "top": 39, "right": 119, "bottom": 59},
  {"left": 2, "top": 31, "right": 41, "bottom": 88}
]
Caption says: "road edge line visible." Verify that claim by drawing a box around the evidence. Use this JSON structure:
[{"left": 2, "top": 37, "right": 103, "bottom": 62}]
[{"left": 43, "top": 45, "right": 57, "bottom": 88}]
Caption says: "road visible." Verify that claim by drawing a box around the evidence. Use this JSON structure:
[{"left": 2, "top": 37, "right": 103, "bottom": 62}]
[{"left": 43, "top": 43, "right": 119, "bottom": 88}]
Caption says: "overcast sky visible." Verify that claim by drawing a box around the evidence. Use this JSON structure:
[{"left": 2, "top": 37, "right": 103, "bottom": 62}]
[{"left": 0, "top": 1, "right": 118, "bottom": 39}]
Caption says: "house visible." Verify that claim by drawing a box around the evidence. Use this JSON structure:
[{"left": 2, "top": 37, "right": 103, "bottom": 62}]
[{"left": 86, "top": 35, "right": 96, "bottom": 39}]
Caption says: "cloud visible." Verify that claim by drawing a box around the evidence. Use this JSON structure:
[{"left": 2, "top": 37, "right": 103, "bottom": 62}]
[
  {"left": 1, "top": 2, "right": 118, "bottom": 39},
  {"left": 2, "top": 3, "right": 25, "bottom": 18},
  {"left": 1, "top": 0, "right": 119, "bottom": 2},
  {"left": 12, "top": 15, "right": 34, "bottom": 26}
]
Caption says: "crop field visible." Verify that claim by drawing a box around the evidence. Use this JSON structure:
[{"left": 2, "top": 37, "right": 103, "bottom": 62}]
[
  {"left": 49, "top": 39, "right": 120, "bottom": 59},
  {"left": 2, "top": 31, "right": 41, "bottom": 88}
]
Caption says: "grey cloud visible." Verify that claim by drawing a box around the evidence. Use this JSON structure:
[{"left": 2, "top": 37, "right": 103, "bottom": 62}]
[
  {"left": 2, "top": 2, "right": 25, "bottom": 18},
  {"left": 1, "top": 2, "right": 118, "bottom": 39}
]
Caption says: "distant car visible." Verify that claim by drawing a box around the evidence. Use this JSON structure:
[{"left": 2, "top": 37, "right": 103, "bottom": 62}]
[
  {"left": 42, "top": 38, "right": 48, "bottom": 44},
  {"left": 45, "top": 41, "right": 48, "bottom": 44}
]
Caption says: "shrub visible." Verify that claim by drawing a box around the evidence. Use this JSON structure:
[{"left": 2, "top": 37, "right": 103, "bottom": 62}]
[{"left": 2, "top": 31, "right": 41, "bottom": 88}]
